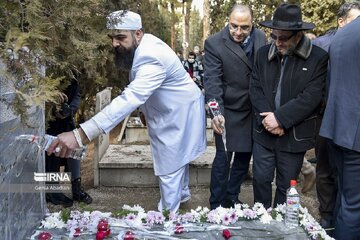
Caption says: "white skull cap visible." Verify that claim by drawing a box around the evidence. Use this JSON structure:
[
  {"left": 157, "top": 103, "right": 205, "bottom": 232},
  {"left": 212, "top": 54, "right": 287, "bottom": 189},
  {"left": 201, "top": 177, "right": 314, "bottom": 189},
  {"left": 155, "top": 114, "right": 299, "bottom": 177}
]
[{"left": 107, "top": 10, "right": 142, "bottom": 30}]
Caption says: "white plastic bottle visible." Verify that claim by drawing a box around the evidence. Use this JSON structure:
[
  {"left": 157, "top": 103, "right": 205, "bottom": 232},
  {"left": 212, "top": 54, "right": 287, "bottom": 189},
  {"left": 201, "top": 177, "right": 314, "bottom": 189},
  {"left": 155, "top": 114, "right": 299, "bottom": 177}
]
[
  {"left": 16, "top": 134, "right": 87, "bottom": 160},
  {"left": 285, "top": 179, "right": 300, "bottom": 228}
]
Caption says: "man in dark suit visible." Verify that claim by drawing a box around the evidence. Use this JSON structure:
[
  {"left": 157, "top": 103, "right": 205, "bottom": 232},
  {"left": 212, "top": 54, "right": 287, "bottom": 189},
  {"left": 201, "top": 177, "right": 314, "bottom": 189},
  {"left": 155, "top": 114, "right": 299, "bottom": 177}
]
[
  {"left": 320, "top": 15, "right": 360, "bottom": 239},
  {"left": 249, "top": 3, "right": 328, "bottom": 209},
  {"left": 312, "top": 2, "right": 360, "bottom": 231},
  {"left": 203, "top": 4, "right": 266, "bottom": 209}
]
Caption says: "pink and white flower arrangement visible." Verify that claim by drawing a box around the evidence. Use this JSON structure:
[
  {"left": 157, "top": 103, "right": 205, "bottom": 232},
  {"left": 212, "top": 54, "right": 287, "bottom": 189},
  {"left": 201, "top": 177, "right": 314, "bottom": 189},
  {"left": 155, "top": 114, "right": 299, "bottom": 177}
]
[{"left": 35, "top": 203, "right": 333, "bottom": 240}]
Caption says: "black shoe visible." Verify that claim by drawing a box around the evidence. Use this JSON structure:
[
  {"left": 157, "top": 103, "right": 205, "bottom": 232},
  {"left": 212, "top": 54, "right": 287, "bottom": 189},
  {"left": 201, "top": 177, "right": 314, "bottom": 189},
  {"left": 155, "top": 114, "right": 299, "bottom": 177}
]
[
  {"left": 72, "top": 178, "right": 93, "bottom": 204},
  {"left": 46, "top": 193, "right": 73, "bottom": 208},
  {"left": 223, "top": 198, "right": 243, "bottom": 208},
  {"left": 73, "top": 189, "right": 93, "bottom": 204},
  {"left": 320, "top": 218, "right": 334, "bottom": 229},
  {"left": 320, "top": 218, "right": 335, "bottom": 236}
]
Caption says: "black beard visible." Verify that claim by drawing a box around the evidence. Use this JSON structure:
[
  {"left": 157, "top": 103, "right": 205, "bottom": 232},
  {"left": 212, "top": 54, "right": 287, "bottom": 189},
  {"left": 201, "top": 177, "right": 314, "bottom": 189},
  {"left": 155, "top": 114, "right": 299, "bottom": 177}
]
[{"left": 115, "top": 45, "right": 136, "bottom": 71}]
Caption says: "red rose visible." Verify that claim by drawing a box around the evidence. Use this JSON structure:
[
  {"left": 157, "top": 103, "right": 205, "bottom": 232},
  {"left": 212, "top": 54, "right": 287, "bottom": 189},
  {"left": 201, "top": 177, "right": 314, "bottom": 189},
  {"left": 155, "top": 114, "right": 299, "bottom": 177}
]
[
  {"left": 96, "top": 231, "right": 106, "bottom": 240},
  {"left": 97, "top": 222, "right": 109, "bottom": 231},
  {"left": 37, "top": 232, "right": 52, "bottom": 240},
  {"left": 175, "top": 223, "right": 184, "bottom": 234},
  {"left": 223, "top": 229, "right": 231, "bottom": 239},
  {"left": 105, "top": 228, "right": 111, "bottom": 236},
  {"left": 99, "top": 219, "right": 108, "bottom": 224},
  {"left": 73, "top": 228, "right": 81, "bottom": 237},
  {"left": 124, "top": 230, "right": 135, "bottom": 240}
]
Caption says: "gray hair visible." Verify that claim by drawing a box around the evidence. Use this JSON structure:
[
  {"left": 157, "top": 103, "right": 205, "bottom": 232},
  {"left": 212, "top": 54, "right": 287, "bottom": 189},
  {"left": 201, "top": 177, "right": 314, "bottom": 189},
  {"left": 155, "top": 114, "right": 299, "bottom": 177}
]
[{"left": 337, "top": 1, "right": 360, "bottom": 18}]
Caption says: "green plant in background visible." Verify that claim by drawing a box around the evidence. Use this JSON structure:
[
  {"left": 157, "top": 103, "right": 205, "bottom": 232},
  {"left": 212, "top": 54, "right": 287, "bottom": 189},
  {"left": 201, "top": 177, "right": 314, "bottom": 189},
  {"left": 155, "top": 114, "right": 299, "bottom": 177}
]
[
  {"left": 0, "top": 0, "right": 171, "bottom": 125},
  {"left": 208, "top": 0, "right": 345, "bottom": 37}
]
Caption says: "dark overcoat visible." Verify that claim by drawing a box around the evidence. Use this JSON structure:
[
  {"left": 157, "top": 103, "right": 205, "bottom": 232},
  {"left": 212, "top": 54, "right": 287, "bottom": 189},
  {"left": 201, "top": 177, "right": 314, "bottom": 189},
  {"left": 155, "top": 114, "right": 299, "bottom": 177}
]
[
  {"left": 47, "top": 79, "right": 81, "bottom": 135},
  {"left": 250, "top": 36, "right": 328, "bottom": 152},
  {"left": 320, "top": 17, "right": 360, "bottom": 152},
  {"left": 204, "top": 26, "right": 266, "bottom": 152}
]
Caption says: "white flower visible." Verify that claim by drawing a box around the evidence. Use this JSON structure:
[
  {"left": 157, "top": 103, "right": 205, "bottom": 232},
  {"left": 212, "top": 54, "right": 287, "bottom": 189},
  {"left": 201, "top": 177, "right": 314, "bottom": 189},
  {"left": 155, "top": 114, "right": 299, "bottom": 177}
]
[
  {"left": 207, "top": 210, "right": 222, "bottom": 224},
  {"left": 200, "top": 207, "right": 210, "bottom": 216},
  {"left": 122, "top": 204, "right": 144, "bottom": 214},
  {"left": 253, "top": 202, "right": 263, "bottom": 210},
  {"left": 259, "top": 213, "right": 272, "bottom": 224},
  {"left": 41, "top": 214, "right": 66, "bottom": 229},
  {"left": 254, "top": 205, "right": 267, "bottom": 216},
  {"left": 122, "top": 204, "right": 132, "bottom": 210},
  {"left": 274, "top": 203, "right": 286, "bottom": 214},
  {"left": 83, "top": 211, "right": 91, "bottom": 218},
  {"left": 242, "top": 203, "right": 249, "bottom": 209},
  {"left": 235, "top": 209, "right": 244, "bottom": 218},
  {"left": 137, "top": 211, "right": 147, "bottom": 221},
  {"left": 275, "top": 214, "right": 283, "bottom": 222},
  {"left": 131, "top": 204, "right": 146, "bottom": 213}
]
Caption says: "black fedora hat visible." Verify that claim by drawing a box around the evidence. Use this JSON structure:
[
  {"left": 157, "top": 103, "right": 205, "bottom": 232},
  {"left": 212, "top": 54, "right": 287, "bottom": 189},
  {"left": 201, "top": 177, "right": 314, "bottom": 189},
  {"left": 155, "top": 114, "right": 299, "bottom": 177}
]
[{"left": 260, "top": 3, "right": 315, "bottom": 30}]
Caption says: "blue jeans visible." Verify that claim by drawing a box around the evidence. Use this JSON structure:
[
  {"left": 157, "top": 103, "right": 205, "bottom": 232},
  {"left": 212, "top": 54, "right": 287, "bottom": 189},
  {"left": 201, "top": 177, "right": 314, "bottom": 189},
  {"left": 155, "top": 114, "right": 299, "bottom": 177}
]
[{"left": 209, "top": 149, "right": 251, "bottom": 209}]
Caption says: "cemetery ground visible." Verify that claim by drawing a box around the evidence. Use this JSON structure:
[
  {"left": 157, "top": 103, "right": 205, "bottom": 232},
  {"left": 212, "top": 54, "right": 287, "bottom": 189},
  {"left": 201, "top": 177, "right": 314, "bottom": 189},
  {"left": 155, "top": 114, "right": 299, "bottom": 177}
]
[{"left": 48, "top": 124, "right": 320, "bottom": 221}]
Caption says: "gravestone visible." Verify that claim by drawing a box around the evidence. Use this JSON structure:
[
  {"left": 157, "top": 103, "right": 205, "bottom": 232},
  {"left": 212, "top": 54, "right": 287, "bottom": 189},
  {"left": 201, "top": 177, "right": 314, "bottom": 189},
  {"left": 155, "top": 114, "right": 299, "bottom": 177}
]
[
  {"left": 93, "top": 87, "right": 112, "bottom": 187},
  {"left": 0, "top": 60, "right": 46, "bottom": 239}
]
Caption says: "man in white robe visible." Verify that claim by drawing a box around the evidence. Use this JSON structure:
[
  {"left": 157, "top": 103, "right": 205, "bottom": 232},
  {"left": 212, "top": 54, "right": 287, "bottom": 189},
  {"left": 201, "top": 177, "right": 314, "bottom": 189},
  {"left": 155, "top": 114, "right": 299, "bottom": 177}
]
[{"left": 48, "top": 10, "right": 206, "bottom": 213}]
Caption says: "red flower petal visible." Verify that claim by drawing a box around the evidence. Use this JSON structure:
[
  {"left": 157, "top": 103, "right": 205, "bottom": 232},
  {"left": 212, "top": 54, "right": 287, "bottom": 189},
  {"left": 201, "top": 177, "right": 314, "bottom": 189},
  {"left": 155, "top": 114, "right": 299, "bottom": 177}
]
[
  {"left": 96, "top": 231, "right": 105, "bottom": 240},
  {"left": 37, "top": 232, "right": 52, "bottom": 240},
  {"left": 223, "top": 229, "right": 231, "bottom": 239},
  {"left": 124, "top": 230, "right": 135, "bottom": 240},
  {"left": 97, "top": 222, "right": 109, "bottom": 231},
  {"left": 175, "top": 223, "right": 184, "bottom": 234}
]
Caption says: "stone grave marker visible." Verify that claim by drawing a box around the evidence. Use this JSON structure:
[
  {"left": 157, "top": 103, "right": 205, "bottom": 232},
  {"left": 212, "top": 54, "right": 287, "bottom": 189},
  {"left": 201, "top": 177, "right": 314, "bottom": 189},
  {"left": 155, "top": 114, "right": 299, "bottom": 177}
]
[
  {"left": 93, "top": 87, "right": 112, "bottom": 187},
  {"left": 0, "top": 60, "right": 46, "bottom": 239}
]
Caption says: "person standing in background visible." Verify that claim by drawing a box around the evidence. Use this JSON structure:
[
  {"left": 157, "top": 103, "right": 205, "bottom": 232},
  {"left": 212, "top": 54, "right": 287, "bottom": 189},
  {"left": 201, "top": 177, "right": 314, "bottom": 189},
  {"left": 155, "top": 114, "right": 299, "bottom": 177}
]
[
  {"left": 312, "top": 2, "right": 360, "bottom": 231},
  {"left": 193, "top": 45, "right": 203, "bottom": 62},
  {"left": 203, "top": 4, "right": 266, "bottom": 209},
  {"left": 319, "top": 7, "right": 360, "bottom": 239},
  {"left": 182, "top": 51, "right": 204, "bottom": 90},
  {"left": 46, "top": 79, "right": 92, "bottom": 207}
]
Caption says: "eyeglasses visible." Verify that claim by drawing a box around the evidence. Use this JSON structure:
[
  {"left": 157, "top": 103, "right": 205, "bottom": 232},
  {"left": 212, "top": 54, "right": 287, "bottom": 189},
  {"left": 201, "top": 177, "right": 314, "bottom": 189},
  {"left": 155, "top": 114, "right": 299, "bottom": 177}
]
[
  {"left": 229, "top": 23, "right": 252, "bottom": 32},
  {"left": 270, "top": 32, "right": 298, "bottom": 42}
]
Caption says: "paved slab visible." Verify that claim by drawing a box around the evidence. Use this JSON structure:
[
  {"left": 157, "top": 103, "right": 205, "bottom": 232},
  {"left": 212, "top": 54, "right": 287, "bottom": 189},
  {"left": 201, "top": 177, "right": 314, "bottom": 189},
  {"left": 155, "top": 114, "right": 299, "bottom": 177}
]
[
  {"left": 99, "top": 145, "right": 216, "bottom": 186},
  {"left": 122, "top": 117, "right": 215, "bottom": 144},
  {"left": 99, "top": 145, "right": 215, "bottom": 168}
]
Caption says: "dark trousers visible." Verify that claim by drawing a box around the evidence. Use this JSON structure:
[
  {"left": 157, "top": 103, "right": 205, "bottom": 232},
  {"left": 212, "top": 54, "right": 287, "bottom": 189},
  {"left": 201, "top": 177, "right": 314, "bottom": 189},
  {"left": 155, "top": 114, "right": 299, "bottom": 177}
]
[
  {"left": 45, "top": 154, "right": 80, "bottom": 180},
  {"left": 329, "top": 142, "right": 360, "bottom": 240},
  {"left": 45, "top": 154, "right": 63, "bottom": 173},
  {"left": 252, "top": 142, "right": 304, "bottom": 209},
  {"left": 209, "top": 149, "right": 251, "bottom": 209},
  {"left": 315, "top": 136, "right": 337, "bottom": 221}
]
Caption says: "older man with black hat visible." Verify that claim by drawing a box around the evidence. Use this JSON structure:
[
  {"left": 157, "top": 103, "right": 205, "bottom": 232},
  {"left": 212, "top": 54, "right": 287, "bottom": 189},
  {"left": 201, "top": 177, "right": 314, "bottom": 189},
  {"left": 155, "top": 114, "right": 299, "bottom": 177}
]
[
  {"left": 48, "top": 10, "right": 206, "bottom": 213},
  {"left": 249, "top": 3, "right": 328, "bottom": 209}
]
